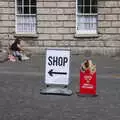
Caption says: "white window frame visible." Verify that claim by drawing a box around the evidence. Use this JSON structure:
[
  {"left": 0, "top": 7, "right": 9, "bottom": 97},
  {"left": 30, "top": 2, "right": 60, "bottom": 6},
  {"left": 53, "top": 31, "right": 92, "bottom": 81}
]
[
  {"left": 15, "top": 0, "right": 36, "bottom": 34},
  {"left": 76, "top": 0, "right": 97, "bottom": 34}
]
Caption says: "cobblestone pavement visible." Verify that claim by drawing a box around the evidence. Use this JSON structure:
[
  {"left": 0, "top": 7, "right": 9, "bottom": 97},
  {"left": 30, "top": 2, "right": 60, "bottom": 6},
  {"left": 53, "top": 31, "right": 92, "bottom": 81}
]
[{"left": 0, "top": 54, "right": 120, "bottom": 120}]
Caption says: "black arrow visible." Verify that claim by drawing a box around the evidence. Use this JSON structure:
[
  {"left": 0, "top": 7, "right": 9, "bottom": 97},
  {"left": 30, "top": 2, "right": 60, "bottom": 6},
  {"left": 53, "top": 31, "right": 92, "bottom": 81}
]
[{"left": 48, "top": 69, "right": 67, "bottom": 76}]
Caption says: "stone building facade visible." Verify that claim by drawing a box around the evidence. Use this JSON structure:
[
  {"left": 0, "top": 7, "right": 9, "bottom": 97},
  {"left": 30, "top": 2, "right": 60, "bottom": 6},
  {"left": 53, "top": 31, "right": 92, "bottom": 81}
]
[{"left": 0, "top": 0, "right": 120, "bottom": 56}]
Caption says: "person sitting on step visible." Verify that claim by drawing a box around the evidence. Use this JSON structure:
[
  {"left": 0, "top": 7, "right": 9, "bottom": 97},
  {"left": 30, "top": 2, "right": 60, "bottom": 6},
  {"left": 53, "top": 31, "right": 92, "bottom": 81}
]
[{"left": 10, "top": 38, "right": 24, "bottom": 61}]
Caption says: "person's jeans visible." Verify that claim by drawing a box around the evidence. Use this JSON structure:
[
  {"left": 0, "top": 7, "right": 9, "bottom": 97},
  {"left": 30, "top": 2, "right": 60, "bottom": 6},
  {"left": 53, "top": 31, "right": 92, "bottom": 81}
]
[{"left": 12, "top": 51, "right": 22, "bottom": 61}]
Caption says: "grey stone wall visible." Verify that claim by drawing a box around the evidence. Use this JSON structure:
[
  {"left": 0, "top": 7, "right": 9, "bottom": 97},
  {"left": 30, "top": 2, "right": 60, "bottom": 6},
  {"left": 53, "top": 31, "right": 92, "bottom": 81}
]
[
  {"left": 37, "top": 0, "right": 76, "bottom": 54},
  {"left": 36, "top": 0, "right": 120, "bottom": 56},
  {"left": 0, "top": 0, "right": 120, "bottom": 56},
  {"left": 97, "top": 0, "right": 120, "bottom": 56},
  {"left": 0, "top": 0, "right": 15, "bottom": 48}
]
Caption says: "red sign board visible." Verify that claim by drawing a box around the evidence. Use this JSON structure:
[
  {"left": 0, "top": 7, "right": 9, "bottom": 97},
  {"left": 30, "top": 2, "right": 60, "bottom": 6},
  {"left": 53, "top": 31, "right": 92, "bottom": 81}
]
[{"left": 79, "top": 60, "right": 96, "bottom": 95}]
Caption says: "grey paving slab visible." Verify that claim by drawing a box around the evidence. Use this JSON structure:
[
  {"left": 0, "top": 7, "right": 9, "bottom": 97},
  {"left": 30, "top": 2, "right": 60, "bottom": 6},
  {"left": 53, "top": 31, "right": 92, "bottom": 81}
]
[{"left": 0, "top": 54, "right": 120, "bottom": 120}]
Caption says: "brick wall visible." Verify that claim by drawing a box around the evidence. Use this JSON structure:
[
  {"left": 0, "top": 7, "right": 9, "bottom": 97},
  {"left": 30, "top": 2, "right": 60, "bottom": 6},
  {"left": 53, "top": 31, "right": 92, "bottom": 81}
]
[
  {"left": 36, "top": 0, "right": 120, "bottom": 56},
  {"left": 0, "top": 0, "right": 15, "bottom": 48},
  {"left": 97, "top": 0, "right": 120, "bottom": 56},
  {"left": 37, "top": 0, "right": 76, "bottom": 51},
  {"left": 0, "top": 0, "right": 120, "bottom": 56},
  {"left": 98, "top": 0, "right": 120, "bottom": 34}
]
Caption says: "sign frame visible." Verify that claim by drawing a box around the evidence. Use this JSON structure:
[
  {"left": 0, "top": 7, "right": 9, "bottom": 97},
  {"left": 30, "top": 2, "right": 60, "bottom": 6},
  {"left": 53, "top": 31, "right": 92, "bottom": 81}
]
[{"left": 45, "top": 48, "right": 70, "bottom": 86}]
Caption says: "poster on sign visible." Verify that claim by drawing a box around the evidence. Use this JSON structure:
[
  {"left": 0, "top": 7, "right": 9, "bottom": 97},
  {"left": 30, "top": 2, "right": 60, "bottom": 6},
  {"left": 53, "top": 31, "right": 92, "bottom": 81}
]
[
  {"left": 45, "top": 48, "right": 70, "bottom": 85},
  {"left": 79, "top": 60, "right": 97, "bottom": 96},
  {"left": 40, "top": 48, "right": 72, "bottom": 96}
]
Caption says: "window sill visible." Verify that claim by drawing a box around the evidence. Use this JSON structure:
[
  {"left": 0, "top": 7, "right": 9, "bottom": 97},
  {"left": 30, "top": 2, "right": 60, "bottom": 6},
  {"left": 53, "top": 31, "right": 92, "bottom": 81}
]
[
  {"left": 14, "top": 33, "right": 38, "bottom": 38},
  {"left": 74, "top": 34, "right": 99, "bottom": 38}
]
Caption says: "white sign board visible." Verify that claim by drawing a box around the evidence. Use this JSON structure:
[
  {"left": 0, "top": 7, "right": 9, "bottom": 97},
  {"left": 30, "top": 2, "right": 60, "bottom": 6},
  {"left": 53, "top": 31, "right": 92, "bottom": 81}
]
[{"left": 45, "top": 49, "right": 70, "bottom": 85}]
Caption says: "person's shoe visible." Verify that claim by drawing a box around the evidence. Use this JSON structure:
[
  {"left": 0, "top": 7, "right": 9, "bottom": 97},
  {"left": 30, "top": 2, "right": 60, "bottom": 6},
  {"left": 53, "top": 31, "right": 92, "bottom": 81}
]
[{"left": 18, "top": 56, "right": 22, "bottom": 61}]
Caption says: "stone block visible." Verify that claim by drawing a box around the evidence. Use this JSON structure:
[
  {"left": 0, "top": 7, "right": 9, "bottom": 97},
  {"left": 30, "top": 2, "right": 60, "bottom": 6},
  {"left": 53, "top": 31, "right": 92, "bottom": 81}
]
[
  {"left": 0, "top": 28, "right": 8, "bottom": 33},
  {"left": 118, "top": 15, "right": 120, "bottom": 20},
  {"left": 112, "top": 21, "right": 120, "bottom": 27},
  {"left": 44, "top": 41, "right": 57, "bottom": 46},
  {"left": 0, "top": 34, "right": 8, "bottom": 39},
  {"left": 105, "top": 1, "right": 118, "bottom": 7},
  {"left": 57, "top": 41, "right": 70, "bottom": 46},
  {"left": 37, "top": 21, "right": 50, "bottom": 27},
  {"left": 118, "top": 28, "right": 120, "bottom": 33},
  {"left": 57, "top": 15, "right": 68, "bottom": 20},
  {"left": 69, "top": 28, "right": 75, "bottom": 33},
  {"left": 57, "top": 28, "right": 70, "bottom": 33},
  {"left": 9, "top": 2, "right": 15, "bottom": 8},
  {"left": 0, "top": 15, "right": 8, "bottom": 20},
  {"left": 98, "top": 15, "right": 105, "bottom": 21},
  {"left": 50, "top": 8, "right": 57, "bottom": 14},
  {"left": 98, "top": 1, "right": 105, "bottom": 7},
  {"left": 64, "top": 8, "right": 75, "bottom": 14},
  {"left": 0, "top": 21, "right": 15, "bottom": 27},
  {"left": 38, "top": 15, "right": 56, "bottom": 21},
  {"left": 43, "top": 2, "right": 56, "bottom": 7},
  {"left": 56, "top": 9, "right": 64, "bottom": 14},
  {"left": 69, "top": 2, "right": 76, "bottom": 8},
  {"left": 38, "top": 28, "right": 57, "bottom": 34},
  {"left": 0, "top": 51, "right": 8, "bottom": 63},
  {"left": 63, "top": 34, "right": 74, "bottom": 40},
  {"left": 0, "top": 34, "right": 14, "bottom": 40},
  {"left": 37, "top": 2, "right": 44, "bottom": 8},
  {"left": 0, "top": 8, "right": 14, "bottom": 14},
  {"left": 37, "top": 8, "right": 50, "bottom": 14},
  {"left": 0, "top": 2, "right": 8, "bottom": 7},
  {"left": 63, "top": 21, "right": 75, "bottom": 27},
  {"left": 36, "top": 41, "right": 43, "bottom": 46},
  {"left": 50, "top": 21, "right": 63, "bottom": 27},
  {"left": 105, "top": 15, "right": 118, "bottom": 20},
  {"left": 38, "top": 21, "right": 63, "bottom": 27},
  {"left": 112, "top": 8, "right": 120, "bottom": 13},
  {"left": 57, "top": 2, "right": 69, "bottom": 7},
  {"left": 9, "top": 27, "right": 15, "bottom": 33},
  {"left": 76, "top": 41, "right": 104, "bottom": 47},
  {"left": 104, "top": 28, "right": 118, "bottom": 34},
  {"left": 98, "top": 8, "right": 112, "bottom": 14},
  {"left": 0, "top": 8, "right": 8, "bottom": 13},
  {"left": 1, "top": 40, "right": 10, "bottom": 46},
  {"left": 105, "top": 41, "right": 120, "bottom": 47},
  {"left": 69, "top": 41, "right": 76, "bottom": 46},
  {"left": 8, "top": 15, "right": 15, "bottom": 21},
  {"left": 98, "top": 21, "right": 111, "bottom": 27},
  {"left": 38, "top": 34, "right": 51, "bottom": 40},
  {"left": 50, "top": 34, "right": 63, "bottom": 40},
  {"left": 68, "top": 15, "right": 75, "bottom": 21},
  {"left": 98, "top": 28, "right": 105, "bottom": 34}
]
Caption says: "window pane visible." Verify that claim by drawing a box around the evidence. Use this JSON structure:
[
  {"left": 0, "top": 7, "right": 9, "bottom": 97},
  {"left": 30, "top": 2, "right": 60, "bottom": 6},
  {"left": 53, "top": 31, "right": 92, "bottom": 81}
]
[
  {"left": 24, "top": 0, "right": 29, "bottom": 5},
  {"left": 78, "top": 6, "right": 83, "bottom": 13},
  {"left": 24, "top": 7, "right": 29, "bottom": 14},
  {"left": 16, "top": 15, "right": 36, "bottom": 33},
  {"left": 92, "top": 6, "right": 97, "bottom": 13},
  {"left": 85, "top": 0, "right": 90, "bottom": 6},
  {"left": 91, "top": 0, "right": 97, "bottom": 6},
  {"left": 17, "top": 0, "right": 22, "bottom": 5},
  {"left": 77, "top": 15, "right": 97, "bottom": 31},
  {"left": 84, "top": 6, "right": 90, "bottom": 13},
  {"left": 31, "top": 7, "right": 36, "bottom": 14},
  {"left": 31, "top": 0, "right": 36, "bottom": 5},
  {"left": 17, "top": 7, "right": 22, "bottom": 14},
  {"left": 77, "top": 0, "right": 83, "bottom": 5}
]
